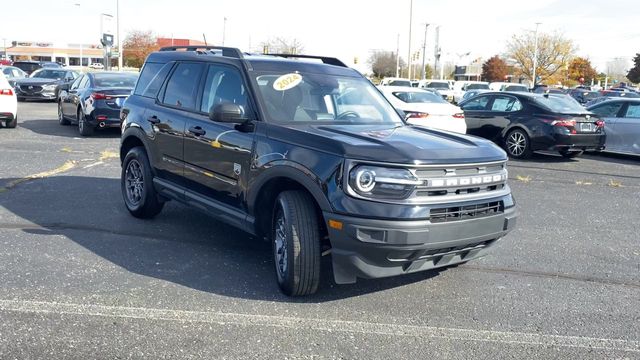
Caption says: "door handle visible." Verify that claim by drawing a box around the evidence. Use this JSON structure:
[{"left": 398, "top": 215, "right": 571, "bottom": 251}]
[
  {"left": 188, "top": 126, "right": 206, "bottom": 136},
  {"left": 147, "top": 116, "right": 160, "bottom": 124}
]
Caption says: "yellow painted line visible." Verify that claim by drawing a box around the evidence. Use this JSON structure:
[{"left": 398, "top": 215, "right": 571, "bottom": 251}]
[
  {"left": 0, "top": 160, "right": 77, "bottom": 193},
  {"left": 99, "top": 150, "right": 118, "bottom": 161}
]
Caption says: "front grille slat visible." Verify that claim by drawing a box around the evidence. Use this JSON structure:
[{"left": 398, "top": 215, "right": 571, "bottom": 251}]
[{"left": 430, "top": 201, "right": 503, "bottom": 223}]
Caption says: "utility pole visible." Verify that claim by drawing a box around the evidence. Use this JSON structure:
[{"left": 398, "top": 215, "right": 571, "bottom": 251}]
[
  {"left": 117, "top": 0, "right": 122, "bottom": 70},
  {"left": 222, "top": 17, "right": 227, "bottom": 46},
  {"left": 421, "top": 24, "right": 429, "bottom": 80},
  {"left": 2, "top": 38, "right": 6, "bottom": 60},
  {"left": 433, "top": 26, "right": 440, "bottom": 79},
  {"left": 396, "top": 34, "right": 400, "bottom": 77},
  {"left": 407, "top": 0, "right": 413, "bottom": 79},
  {"left": 74, "top": 3, "right": 83, "bottom": 68},
  {"left": 532, "top": 22, "right": 541, "bottom": 87}
]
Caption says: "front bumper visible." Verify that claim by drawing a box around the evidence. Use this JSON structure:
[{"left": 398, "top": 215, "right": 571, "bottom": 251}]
[
  {"left": 15, "top": 90, "right": 57, "bottom": 100},
  {"left": 325, "top": 205, "right": 517, "bottom": 284}
]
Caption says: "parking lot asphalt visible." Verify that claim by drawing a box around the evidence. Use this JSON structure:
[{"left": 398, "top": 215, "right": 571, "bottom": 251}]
[{"left": 0, "top": 102, "right": 638, "bottom": 359}]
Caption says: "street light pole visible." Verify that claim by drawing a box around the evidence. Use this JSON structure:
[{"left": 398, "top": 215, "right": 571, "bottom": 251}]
[
  {"left": 421, "top": 23, "right": 429, "bottom": 80},
  {"left": 396, "top": 33, "right": 400, "bottom": 78},
  {"left": 117, "top": 0, "right": 122, "bottom": 70},
  {"left": 532, "top": 22, "right": 541, "bottom": 87},
  {"left": 222, "top": 17, "right": 227, "bottom": 46},
  {"left": 2, "top": 38, "right": 6, "bottom": 61},
  {"left": 407, "top": 0, "right": 413, "bottom": 79},
  {"left": 74, "top": 3, "right": 83, "bottom": 68}
]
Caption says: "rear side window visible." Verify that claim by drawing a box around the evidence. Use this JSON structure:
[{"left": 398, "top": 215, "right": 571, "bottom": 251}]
[
  {"left": 591, "top": 102, "right": 623, "bottom": 117},
  {"left": 162, "top": 62, "right": 205, "bottom": 110},
  {"left": 134, "top": 62, "right": 172, "bottom": 98}
]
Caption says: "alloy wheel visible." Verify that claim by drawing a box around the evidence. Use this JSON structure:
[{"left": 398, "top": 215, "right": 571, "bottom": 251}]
[
  {"left": 507, "top": 131, "right": 527, "bottom": 157},
  {"left": 125, "top": 159, "right": 144, "bottom": 206},
  {"left": 274, "top": 209, "right": 288, "bottom": 281}
]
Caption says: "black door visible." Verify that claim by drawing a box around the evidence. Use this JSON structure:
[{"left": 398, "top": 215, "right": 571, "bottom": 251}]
[
  {"left": 62, "top": 75, "right": 84, "bottom": 118},
  {"left": 149, "top": 62, "right": 206, "bottom": 186},
  {"left": 183, "top": 63, "right": 256, "bottom": 210},
  {"left": 461, "top": 95, "right": 492, "bottom": 138},
  {"left": 482, "top": 94, "right": 523, "bottom": 140}
]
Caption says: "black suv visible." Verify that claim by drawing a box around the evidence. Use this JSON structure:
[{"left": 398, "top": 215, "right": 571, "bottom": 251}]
[{"left": 120, "top": 46, "right": 517, "bottom": 296}]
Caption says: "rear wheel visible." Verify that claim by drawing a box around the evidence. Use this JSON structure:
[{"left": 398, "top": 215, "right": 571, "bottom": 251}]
[
  {"left": 272, "top": 190, "right": 321, "bottom": 296},
  {"left": 121, "top": 146, "right": 164, "bottom": 218},
  {"left": 6, "top": 115, "right": 17, "bottom": 128},
  {"left": 559, "top": 149, "right": 583, "bottom": 158},
  {"left": 78, "top": 109, "right": 94, "bottom": 136},
  {"left": 58, "top": 102, "right": 70, "bottom": 125},
  {"left": 505, "top": 129, "right": 532, "bottom": 159}
]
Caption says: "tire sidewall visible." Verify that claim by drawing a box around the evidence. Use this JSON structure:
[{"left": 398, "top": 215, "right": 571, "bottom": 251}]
[
  {"left": 272, "top": 196, "right": 296, "bottom": 293},
  {"left": 121, "top": 147, "right": 151, "bottom": 213}
]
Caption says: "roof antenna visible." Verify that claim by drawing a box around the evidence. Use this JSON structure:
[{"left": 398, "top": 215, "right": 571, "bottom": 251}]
[{"left": 203, "top": 33, "right": 208, "bottom": 46}]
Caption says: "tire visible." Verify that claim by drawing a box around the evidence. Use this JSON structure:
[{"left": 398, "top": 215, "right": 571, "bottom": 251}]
[
  {"left": 58, "top": 102, "right": 70, "bottom": 125},
  {"left": 121, "top": 146, "right": 164, "bottom": 219},
  {"left": 17, "top": 97, "right": 24, "bottom": 102},
  {"left": 6, "top": 114, "right": 17, "bottom": 128},
  {"left": 78, "top": 109, "right": 94, "bottom": 136},
  {"left": 559, "top": 149, "right": 583, "bottom": 158},
  {"left": 504, "top": 128, "right": 532, "bottom": 159},
  {"left": 272, "top": 190, "right": 321, "bottom": 296}
]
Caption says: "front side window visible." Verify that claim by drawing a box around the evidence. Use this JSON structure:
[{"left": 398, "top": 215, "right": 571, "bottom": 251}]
[
  {"left": 201, "top": 65, "right": 249, "bottom": 114},
  {"left": 491, "top": 96, "right": 523, "bottom": 112},
  {"left": 591, "top": 102, "right": 623, "bottom": 117},
  {"left": 252, "top": 72, "right": 403, "bottom": 125},
  {"left": 162, "top": 63, "right": 205, "bottom": 110},
  {"left": 462, "top": 96, "right": 490, "bottom": 111},
  {"left": 624, "top": 103, "right": 640, "bottom": 118}
]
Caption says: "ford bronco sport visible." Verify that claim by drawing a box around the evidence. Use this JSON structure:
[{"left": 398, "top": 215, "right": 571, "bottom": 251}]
[{"left": 119, "top": 46, "right": 517, "bottom": 296}]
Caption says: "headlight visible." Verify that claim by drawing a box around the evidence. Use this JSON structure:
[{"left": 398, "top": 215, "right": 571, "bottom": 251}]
[
  {"left": 43, "top": 84, "right": 57, "bottom": 90},
  {"left": 348, "top": 165, "right": 422, "bottom": 200}
]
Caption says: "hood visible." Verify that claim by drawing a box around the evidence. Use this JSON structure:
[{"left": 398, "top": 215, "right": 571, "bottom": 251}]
[
  {"left": 269, "top": 124, "right": 506, "bottom": 165},
  {"left": 15, "top": 78, "right": 59, "bottom": 86}
]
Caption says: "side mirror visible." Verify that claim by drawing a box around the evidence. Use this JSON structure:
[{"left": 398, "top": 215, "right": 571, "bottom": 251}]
[{"left": 209, "top": 103, "right": 248, "bottom": 123}]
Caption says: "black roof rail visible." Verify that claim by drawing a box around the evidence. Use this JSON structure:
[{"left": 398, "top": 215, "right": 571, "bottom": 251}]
[
  {"left": 266, "top": 54, "right": 347, "bottom": 68},
  {"left": 159, "top": 46, "right": 244, "bottom": 59}
]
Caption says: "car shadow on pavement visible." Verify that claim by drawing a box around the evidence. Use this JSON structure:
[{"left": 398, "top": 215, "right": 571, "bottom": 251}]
[
  {"left": 0, "top": 175, "right": 443, "bottom": 303},
  {"left": 18, "top": 118, "right": 121, "bottom": 139}
]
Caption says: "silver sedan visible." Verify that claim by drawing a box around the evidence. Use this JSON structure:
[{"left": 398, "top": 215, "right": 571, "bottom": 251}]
[{"left": 588, "top": 98, "right": 640, "bottom": 155}]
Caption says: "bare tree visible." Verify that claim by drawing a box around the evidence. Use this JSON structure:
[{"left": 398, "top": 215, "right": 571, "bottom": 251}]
[
  {"left": 506, "top": 31, "right": 576, "bottom": 84},
  {"left": 261, "top": 37, "right": 305, "bottom": 55},
  {"left": 368, "top": 51, "right": 405, "bottom": 79}
]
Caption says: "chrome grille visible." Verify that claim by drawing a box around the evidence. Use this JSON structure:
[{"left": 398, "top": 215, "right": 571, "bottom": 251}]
[
  {"left": 430, "top": 201, "right": 503, "bottom": 223},
  {"left": 20, "top": 85, "right": 43, "bottom": 94},
  {"left": 409, "top": 161, "right": 509, "bottom": 203}
]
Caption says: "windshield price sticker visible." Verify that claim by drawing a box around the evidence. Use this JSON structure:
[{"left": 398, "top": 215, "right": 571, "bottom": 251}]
[{"left": 273, "top": 73, "right": 302, "bottom": 91}]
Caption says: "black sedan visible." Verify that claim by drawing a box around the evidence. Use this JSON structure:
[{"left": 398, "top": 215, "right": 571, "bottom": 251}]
[
  {"left": 459, "top": 92, "right": 606, "bottom": 159},
  {"left": 58, "top": 72, "right": 138, "bottom": 136},
  {"left": 568, "top": 88, "right": 600, "bottom": 105},
  {"left": 14, "top": 68, "right": 79, "bottom": 101}
]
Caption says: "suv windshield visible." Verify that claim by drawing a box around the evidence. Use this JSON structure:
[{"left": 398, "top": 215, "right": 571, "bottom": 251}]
[
  {"left": 426, "top": 82, "right": 450, "bottom": 89},
  {"left": 253, "top": 72, "right": 403, "bottom": 125},
  {"left": 31, "top": 69, "right": 67, "bottom": 79},
  {"left": 535, "top": 95, "right": 588, "bottom": 113},
  {"left": 466, "top": 84, "right": 490, "bottom": 90}
]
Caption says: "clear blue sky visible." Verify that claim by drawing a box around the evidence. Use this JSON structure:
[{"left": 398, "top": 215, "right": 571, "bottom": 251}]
[{"left": 3, "top": 0, "right": 638, "bottom": 73}]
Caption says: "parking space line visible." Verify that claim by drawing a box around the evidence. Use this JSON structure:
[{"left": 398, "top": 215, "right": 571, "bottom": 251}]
[{"left": 0, "top": 299, "right": 637, "bottom": 353}]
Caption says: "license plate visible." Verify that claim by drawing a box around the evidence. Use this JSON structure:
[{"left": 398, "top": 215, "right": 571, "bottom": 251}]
[{"left": 579, "top": 123, "right": 593, "bottom": 132}]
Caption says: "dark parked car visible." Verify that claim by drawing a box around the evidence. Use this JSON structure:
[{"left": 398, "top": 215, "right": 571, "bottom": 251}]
[
  {"left": 119, "top": 46, "right": 517, "bottom": 296},
  {"left": 588, "top": 99, "right": 640, "bottom": 156},
  {"left": 532, "top": 86, "right": 565, "bottom": 94},
  {"left": 0, "top": 66, "right": 27, "bottom": 88},
  {"left": 14, "top": 68, "right": 79, "bottom": 101},
  {"left": 12, "top": 61, "right": 42, "bottom": 75},
  {"left": 39, "top": 61, "right": 64, "bottom": 68},
  {"left": 459, "top": 92, "right": 606, "bottom": 158},
  {"left": 568, "top": 89, "right": 600, "bottom": 105},
  {"left": 58, "top": 71, "right": 138, "bottom": 136},
  {"left": 585, "top": 91, "right": 640, "bottom": 107}
]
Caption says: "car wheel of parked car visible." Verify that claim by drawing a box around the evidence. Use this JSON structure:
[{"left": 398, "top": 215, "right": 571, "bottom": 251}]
[
  {"left": 78, "top": 109, "right": 94, "bottom": 137},
  {"left": 58, "top": 102, "right": 70, "bottom": 125},
  {"left": 272, "top": 190, "right": 321, "bottom": 296},
  {"left": 559, "top": 150, "right": 583, "bottom": 158},
  {"left": 121, "top": 146, "right": 164, "bottom": 218},
  {"left": 505, "top": 129, "right": 532, "bottom": 159},
  {"left": 6, "top": 115, "right": 17, "bottom": 129}
]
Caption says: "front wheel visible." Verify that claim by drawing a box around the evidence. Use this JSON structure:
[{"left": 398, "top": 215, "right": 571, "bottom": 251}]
[
  {"left": 121, "top": 147, "right": 164, "bottom": 218},
  {"left": 272, "top": 191, "right": 321, "bottom": 296},
  {"left": 559, "top": 149, "right": 583, "bottom": 158},
  {"left": 504, "top": 129, "right": 532, "bottom": 159}
]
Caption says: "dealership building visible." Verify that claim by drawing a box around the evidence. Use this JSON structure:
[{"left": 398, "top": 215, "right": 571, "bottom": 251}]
[{"left": 2, "top": 41, "right": 105, "bottom": 66}]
